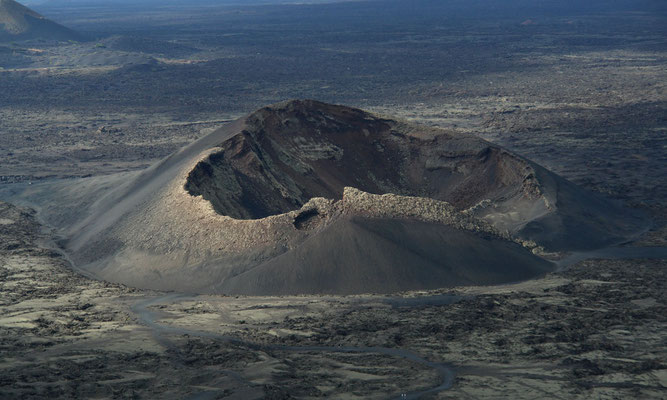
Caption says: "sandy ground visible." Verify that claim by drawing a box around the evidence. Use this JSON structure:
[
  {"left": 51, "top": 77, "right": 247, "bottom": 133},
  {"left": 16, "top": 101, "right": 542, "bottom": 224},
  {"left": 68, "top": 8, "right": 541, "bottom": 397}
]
[{"left": 1, "top": 201, "right": 665, "bottom": 399}]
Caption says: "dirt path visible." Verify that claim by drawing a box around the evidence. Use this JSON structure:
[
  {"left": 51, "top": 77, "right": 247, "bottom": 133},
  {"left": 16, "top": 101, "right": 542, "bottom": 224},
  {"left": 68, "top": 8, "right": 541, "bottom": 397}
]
[{"left": 132, "top": 293, "right": 456, "bottom": 399}]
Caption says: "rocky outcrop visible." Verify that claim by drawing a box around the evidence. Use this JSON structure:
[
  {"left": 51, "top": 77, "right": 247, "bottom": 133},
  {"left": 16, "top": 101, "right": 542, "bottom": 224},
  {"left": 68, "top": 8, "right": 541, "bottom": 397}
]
[{"left": 341, "top": 187, "right": 507, "bottom": 239}]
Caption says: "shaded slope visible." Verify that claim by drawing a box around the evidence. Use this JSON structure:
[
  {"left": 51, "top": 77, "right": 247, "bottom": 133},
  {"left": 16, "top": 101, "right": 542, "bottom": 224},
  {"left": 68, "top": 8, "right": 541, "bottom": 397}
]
[
  {"left": 516, "top": 169, "right": 647, "bottom": 250},
  {"left": 218, "top": 217, "right": 554, "bottom": 295}
]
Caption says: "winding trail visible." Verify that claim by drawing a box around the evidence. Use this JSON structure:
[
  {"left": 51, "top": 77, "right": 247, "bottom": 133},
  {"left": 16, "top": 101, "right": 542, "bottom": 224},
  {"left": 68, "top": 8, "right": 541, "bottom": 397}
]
[
  {"left": 129, "top": 243, "right": 666, "bottom": 399},
  {"left": 131, "top": 294, "right": 455, "bottom": 400}
]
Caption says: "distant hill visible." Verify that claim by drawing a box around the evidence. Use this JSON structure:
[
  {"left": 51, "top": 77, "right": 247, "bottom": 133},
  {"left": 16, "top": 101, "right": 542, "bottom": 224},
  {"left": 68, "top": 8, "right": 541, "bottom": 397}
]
[{"left": 0, "top": 0, "right": 80, "bottom": 42}]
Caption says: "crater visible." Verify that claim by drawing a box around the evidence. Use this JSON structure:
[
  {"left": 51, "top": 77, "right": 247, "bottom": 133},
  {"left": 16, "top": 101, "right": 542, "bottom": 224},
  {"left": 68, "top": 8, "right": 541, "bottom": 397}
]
[{"left": 184, "top": 100, "right": 539, "bottom": 220}]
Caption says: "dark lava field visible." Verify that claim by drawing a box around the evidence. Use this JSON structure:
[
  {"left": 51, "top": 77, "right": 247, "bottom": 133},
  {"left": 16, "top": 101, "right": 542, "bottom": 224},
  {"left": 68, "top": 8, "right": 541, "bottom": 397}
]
[{"left": 1, "top": 0, "right": 666, "bottom": 399}]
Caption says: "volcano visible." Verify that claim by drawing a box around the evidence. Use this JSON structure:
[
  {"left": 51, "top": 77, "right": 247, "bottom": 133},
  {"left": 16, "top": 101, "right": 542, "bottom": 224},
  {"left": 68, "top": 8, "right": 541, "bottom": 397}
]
[
  {"left": 0, "top": 0, "right": 80, "bottom": 42},
  {"left": 8, "top": 100, "right": 646, "bottom": 295}
]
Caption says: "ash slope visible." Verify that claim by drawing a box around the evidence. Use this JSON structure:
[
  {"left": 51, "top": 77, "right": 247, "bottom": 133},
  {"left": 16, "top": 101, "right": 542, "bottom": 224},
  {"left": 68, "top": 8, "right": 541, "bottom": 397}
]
[
  {"left": 8, "top": 100, "right": 645, "bottom": 295},
  {"left": 0, "top": 0, "right": 80, "bottom": 41},
  {"left": 218, "top": 216, "right": 554, "bottom": 295}
]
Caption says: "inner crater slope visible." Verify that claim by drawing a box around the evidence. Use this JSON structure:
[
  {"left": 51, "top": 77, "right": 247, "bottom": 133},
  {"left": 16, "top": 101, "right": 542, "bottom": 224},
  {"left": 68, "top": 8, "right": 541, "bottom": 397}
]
[
  {"left": 185, "top": 100, "right": 537, "bottom": 220},
  {"left": 6, "top": 100, "right": 646, "bottom": 295}
]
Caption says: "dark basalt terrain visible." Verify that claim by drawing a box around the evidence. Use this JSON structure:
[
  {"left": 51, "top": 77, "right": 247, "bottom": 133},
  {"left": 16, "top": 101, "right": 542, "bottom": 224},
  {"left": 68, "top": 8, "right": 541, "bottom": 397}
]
[
  {"left": 0, "top": 0, "right": 80, "bottom": 42},
  {"left": 0, "top": 0, "right": 665, "bottom": 398}
]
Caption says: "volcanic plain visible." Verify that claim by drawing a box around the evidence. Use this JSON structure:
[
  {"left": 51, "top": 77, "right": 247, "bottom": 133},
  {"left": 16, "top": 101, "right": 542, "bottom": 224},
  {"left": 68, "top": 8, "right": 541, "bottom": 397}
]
[{"left": 1, "top": 0, "right": 666, "bottom": 399}]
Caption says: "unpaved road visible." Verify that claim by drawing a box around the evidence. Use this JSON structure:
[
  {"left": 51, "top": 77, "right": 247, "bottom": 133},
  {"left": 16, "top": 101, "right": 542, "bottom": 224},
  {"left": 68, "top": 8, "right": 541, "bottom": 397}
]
[
  {"left": 127, "top": 243, "right": 667, "bottom": 399},
  {"left": 132, "top": 294, "right": 455, "bottom": 400}
]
